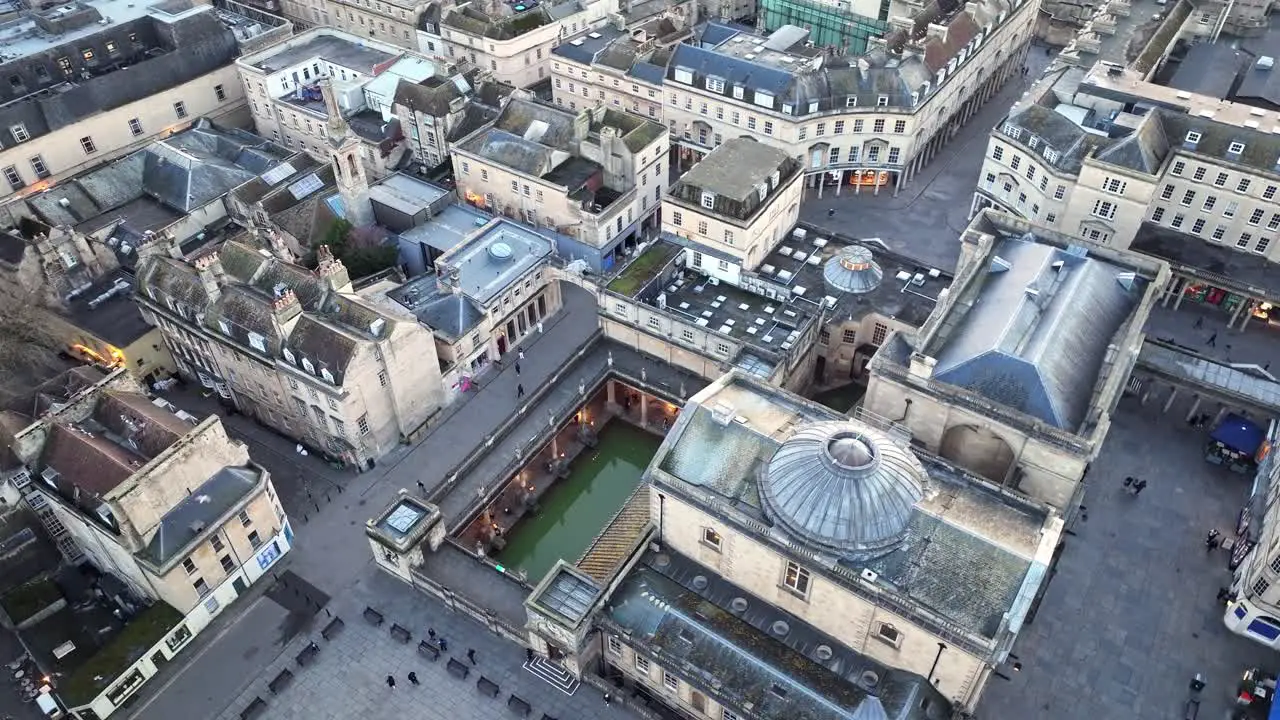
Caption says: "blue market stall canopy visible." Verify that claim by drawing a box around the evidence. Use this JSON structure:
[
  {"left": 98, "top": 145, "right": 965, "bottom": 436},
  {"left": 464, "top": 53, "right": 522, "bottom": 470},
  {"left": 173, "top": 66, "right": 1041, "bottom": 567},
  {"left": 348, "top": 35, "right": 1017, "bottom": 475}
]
[{"left": 1212, "top": 414, "right": 1267, "bottom": 455}]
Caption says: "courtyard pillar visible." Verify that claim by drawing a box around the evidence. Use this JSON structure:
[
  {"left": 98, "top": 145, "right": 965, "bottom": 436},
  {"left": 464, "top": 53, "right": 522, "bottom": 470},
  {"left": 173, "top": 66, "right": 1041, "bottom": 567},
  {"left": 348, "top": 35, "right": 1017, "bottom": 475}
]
[
  {"left": 551, "top": 436, "right": 559, "bottom": 458},
  {"left": 1185, "top": 395, "right": 1202, "bottom": 423},
  {"left": 1228, "top": 299, "right": 1246, "bottom": 330},
  {"left": 855, "top": 177, "right": 862, "bottom": 194},
  {"left": 836, "top": 173, "right": 843, "bottom": 196},
  {"left": 1214, "top": 405, "right": 1229, "bottom": 426},
  {"left": 640, "top": 395, "right": 649, "bottom": 426},
  {"left": 1173, "top": 281, "right": 1188, "bottom": 310},
  {"left": 1140, "top": 385, "right": 1152, "bottom": 406},
  {"left": 607, "top": 379, "right": 616, "bottom": 405},
  {"left": 1239, "top": 300, "right": 1254, "bottom": 332},
  {"left": 1162, "top": 386, "right": 1179, "bottom": 413},
  {"left": 817, "top": 177, "right": 824, "bottom": 199}
]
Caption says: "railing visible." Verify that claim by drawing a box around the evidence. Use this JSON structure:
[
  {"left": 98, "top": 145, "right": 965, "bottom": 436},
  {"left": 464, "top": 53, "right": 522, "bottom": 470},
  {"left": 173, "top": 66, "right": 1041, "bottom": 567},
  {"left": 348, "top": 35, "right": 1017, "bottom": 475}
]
[{"left": 408, "top": 565, "right": 526, "bottom": 643}]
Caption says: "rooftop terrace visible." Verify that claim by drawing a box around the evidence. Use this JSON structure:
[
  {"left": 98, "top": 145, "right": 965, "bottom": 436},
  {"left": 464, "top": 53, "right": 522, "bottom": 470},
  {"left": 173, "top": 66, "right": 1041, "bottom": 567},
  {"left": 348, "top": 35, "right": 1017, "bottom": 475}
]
[{"left": 243, "top": 30, "right": 399, "bottom": 74}]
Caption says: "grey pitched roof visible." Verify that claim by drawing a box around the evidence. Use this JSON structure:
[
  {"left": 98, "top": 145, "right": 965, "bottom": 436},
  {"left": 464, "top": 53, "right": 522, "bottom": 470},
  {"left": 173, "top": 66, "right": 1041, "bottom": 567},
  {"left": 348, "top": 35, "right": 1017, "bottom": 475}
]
[
  {"left": 669, "top": 43, "right": 793, "bottom": 96},
  {"left": 284, "top": 314, "right": 360, "bottom": 385},
  {"left": 394, "top": 77, "right": 464, "bottom": 117},
  {"left": 137, "top": 466, "right": 262, "bottom": 568},
  {"left": 933, "top": 236, "right": 1143, "bottom": 431},
  {"left": 1095, "top": 112, "right": 1167, "bottom": 174},
  {"left": 1002, "top": 103, "right": 1092, "bottom": 172},
  {"left": 676, "top": 139, "right": 794, "bottom": 202},
  {"left": 607, "top": 555, "right": 952, "bottom": 720},
  {"left": 1157, "top": 110, "right": 1280, "bottom": 176}
]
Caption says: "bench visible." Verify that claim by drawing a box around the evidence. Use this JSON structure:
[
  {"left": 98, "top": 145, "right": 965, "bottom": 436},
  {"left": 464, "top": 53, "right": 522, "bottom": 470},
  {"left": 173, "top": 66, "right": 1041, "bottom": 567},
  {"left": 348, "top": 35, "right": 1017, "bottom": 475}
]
[
  {"left": 239, "top": 697, "right": 268, "bottom": 720},
  {"left": 417, "top": 640, "right": 440, "bottom": 661},
  {"left": 321, "top": 616, "right": 345, "bottom": 641},
  {"left": 446, "top": 657, "right": 470, "bottom": 680},
  {"left": 363, "top": 607, "right": 385, "bottom": 626},
  {"left": 507, "top": 695, "right": 531, "bottom": 717},
  {"left": 295, "top": 642, "right": 320, "bottom": 667},
  {"left": 267, "top": 669, "right": 295, "bottom": 695},
  {"left": 477, "top": 677, "right": 500, "bottom": 698},
  {"left": 390, "top": 623, "right": 411, "bottom": 643}
]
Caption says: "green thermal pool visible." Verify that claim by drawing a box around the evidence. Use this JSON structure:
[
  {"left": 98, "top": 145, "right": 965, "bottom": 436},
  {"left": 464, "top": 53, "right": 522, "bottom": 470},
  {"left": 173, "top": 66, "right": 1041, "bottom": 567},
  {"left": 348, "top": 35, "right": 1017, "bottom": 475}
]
[{"left": 496, "top": 422, "right": 661, "bottom": 584}]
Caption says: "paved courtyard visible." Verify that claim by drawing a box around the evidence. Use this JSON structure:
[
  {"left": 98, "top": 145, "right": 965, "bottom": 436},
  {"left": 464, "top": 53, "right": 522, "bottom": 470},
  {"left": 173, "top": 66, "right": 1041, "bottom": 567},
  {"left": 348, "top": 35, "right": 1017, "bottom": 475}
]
[
  {"left": 798, "top": 45, "right": 1058, "bottom": 271},
  {"left": 976, "top": 398, "right": 1277, "bottom": 720},
  {"left": 212, "top": 569, "right": 639, "bottom": 720}
]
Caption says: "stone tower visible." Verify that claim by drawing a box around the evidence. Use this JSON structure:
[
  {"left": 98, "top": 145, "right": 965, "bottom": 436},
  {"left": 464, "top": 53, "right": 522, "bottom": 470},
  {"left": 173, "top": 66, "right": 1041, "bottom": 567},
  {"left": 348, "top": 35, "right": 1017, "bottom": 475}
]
[{"left": 320, "top": 78, "right": 373, "bottom": 228}]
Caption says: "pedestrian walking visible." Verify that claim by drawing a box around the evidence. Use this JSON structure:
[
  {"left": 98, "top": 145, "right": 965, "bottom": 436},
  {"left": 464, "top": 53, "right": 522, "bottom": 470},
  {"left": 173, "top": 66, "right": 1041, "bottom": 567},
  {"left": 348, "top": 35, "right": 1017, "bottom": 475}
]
[
  {"left": 604, "top": 692, "right": 613, "bottom": 706},
  {"left": 439, "top": 636, "right": 449, "bottom": 651},
  {"left": 428, "top": 627, "right": 436, "bottom": 640},
  {"left": 1207, "top": 332, "right": 1218, "bottom": 347},
  {"left": 1194, "top": 316, "right": 1204, "bottom": 329},
  {"left": 467, "top": 648, "right": 477, "bottom": 664},
  {"left": 827, "top": 208, "right": 835, "bottom": 218},
  {"left": 1123, "top": 476, "right": 1135, "bottom": 489},
  {"left": 416, "top": 480, "right": 426, "bottom": 494},
  {"left": 1218, "top": 586, "right": 1230, "bottom": 602},
  {"left": 517, "top": 383, "right": 525, "bottom": 399},
  {"left": 518, "top": 349, "right": 525, "bottom": 361},
  {"left": 515, "top": 361, "right": 521, "bottom": 375},
  {"left": 408, "top": 672, "right": 420, "bottom": 686},
  {"left": 1132, "top": 479, "right": 1147, "bottom": 496},
  {"left": 386, "top": 675, "right": 396, "bottom": 689},
  {"left": 1205, "top": 529, "right": 1221, "bottom": 551},
  {"left": 537, "top": 321, "right": 544, "bottom": 333}
]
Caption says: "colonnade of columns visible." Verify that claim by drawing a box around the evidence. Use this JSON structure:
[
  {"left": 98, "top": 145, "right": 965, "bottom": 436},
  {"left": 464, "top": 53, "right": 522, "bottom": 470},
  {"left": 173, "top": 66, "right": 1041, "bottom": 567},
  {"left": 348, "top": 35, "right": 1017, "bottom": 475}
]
[
  {"left": 1158, "top": 273, "right": 1267, "bottom": 332},
  {"left": 1136, "top": 380, "right": 1235, "bottom": 426}
]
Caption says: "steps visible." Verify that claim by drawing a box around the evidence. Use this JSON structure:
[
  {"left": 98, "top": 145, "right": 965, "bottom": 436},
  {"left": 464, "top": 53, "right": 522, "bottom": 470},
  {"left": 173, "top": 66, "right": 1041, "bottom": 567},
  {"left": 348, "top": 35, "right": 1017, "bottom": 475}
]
[{"left": 523, "top": 656, "right": 580, "bottom": 696}]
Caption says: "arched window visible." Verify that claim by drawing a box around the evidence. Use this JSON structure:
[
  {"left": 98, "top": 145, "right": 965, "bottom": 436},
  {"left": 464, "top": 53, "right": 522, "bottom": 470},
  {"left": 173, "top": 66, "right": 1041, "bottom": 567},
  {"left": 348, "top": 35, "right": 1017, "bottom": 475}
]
[
  {"left": 333, "top": 154, "right": 344, "bottom": 181},
  {"left": 348, "top": 154, "right": 359, "bottom": 179}
]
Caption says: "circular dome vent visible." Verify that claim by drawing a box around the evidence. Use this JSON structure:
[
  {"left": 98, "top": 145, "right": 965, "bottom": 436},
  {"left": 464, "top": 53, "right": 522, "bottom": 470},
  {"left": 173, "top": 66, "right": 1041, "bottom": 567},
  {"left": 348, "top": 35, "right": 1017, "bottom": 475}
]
[
  {"left": 653, "top": 554, "right": 671, "bottom": 568},
  {"left": 759, "top": 421, "right": 927, "bottom": 558},
  {"left": 488, "top": 241, "right": 514, "bottom": 261},
  {"left": 815, "top": 645, "right": 834, "bottom": 661},
  {"left": 729, "top": 598, "right": 748, "bottom": 613},
  {"left": 691, "top": 575, "right": 708, "bottom": 591},
  {"left": 823, "top": 245, "right": 883, "bottom": 295},
  {"left": 860, "top": 671, "right": 880, "bottom": 690},
  {"left": 770, "top": 621, "right": 790, "bottom": 637}
]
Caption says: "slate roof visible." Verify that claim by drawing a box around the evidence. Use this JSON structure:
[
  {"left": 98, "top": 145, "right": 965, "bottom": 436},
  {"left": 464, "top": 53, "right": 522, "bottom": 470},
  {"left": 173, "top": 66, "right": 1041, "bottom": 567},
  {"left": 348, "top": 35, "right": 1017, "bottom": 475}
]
[
  {"left": 931, "top": 236, "right": 1144, "bottom": 431},
  {"left": 670, "top": 139, "right": 800, "bottom": 221},
  {"left": 394, "top": 76, "right": 466, "bottom": 117},
  {"left": 65, "top": 269, "right": 152, "bottom": 347},
  {"left": 606, "top": 554, "right": 952, "bottom": 720},
  {"left": 1131, "top": 222, "right": 1280, "bottom": 299},
  {"left": 137, "top": 465, "right": 262, "bottom": 568},
  {"left": 1000, "top": 103, "right": 1094, "bottom": 173},
  {"left": 393, "top": 280, "right": 485, "bottom": 340},
  {"left": 1158, "top": 110, "right": 1280, "bottom": 177}
]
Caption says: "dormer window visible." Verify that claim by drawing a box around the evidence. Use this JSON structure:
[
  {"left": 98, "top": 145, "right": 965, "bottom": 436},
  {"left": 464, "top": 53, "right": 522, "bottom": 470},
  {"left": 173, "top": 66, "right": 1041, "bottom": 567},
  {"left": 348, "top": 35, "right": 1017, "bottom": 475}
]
[
  {"left": 1003, "top": 123, "right": 1021, "bottom": 139},
  {"left": 705, "top": 77, "right": 724, "bottom": 93},
  {"left": 1185, "top": 131, "right": 1202, "bottom": 145},
  {"left": 321, "top": 368, "right": 335, "bottom": 383},
  {"left": 732, "top": 85, "right": 744, "bottom": 99},
  {"left": 846, "top": 96, "right": 857, "bottom": 107},
  {"left": 1228, "top": 141, "right": 1246, "bottom": 155},
  {"left": 753, "top": 91, "right": 773, "bottom": 108},
  {"left": 283, "top": 348, "right": 296, "bottom": 364},
  {"left": 757, "top": 183, "right": 767, "bottom": 201},
  {"left": 302, "top": 358, "right": 315, "bottom": 374},
  {"left": 673, "top": 67, "right": 693, "bottom": 84},
  {"left": 248, "top": 332, "right": 267, "bottom": 353},
  {"left": 218, "top": 320, "right": 232, "bottom": 336},
  {"left": 911, "top": 91, "right": 919, "bottom": 106},
  {"left": 877, "top": 95, "right": 889, "bottom": 107},
  {"left": 782, "top": 103, "right": 793, "bottom": 115},
  {"left": 700, "top": 191, "right": 715, "bottom": 209},
  {"left": 771, "top": 171, "right": 780, "bottom": 188},
  {"left": 807, "top": 101, "right": 818, "bottom": 113}
]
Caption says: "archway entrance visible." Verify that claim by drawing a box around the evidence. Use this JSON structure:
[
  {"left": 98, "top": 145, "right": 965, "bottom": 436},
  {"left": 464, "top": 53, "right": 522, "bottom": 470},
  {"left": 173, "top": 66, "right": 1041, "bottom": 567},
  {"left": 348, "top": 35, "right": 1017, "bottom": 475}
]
[
  {"left": 938, "top": 424, "right": 1016, "bottom": 483},
  {"left": 497, "top": 334, "right": 508, "bottom": 356}
]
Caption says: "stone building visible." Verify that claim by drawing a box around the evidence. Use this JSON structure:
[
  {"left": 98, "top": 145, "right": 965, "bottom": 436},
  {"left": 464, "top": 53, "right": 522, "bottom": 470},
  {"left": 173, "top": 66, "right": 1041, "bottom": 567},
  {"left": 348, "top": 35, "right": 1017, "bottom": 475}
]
[
  {"left": 972, "top": 58, "right": 1280, "bottom": 333},
  {"left": 522, "top": 371, "right": 1062, "bottom": 715},
  {"left": 372, "top": 218, "right": 563, "bottom": 400},
  {"left": 0, "top": 0, "right": 289, "bottom": 195},
  {"left": 549, "top": 22, "right": 687, "bottom": 122},
  {"left": 420, "top": 0, "right": 621, "bottom": 89},
  {"left": 2, "top": 367, "right": 291, "bottom": 718},
  {"left": 278, "top": 0, "right": 434, "bottom": 52},
  {"left": 451, "top": 96, "right": 669, "bottom": 272},
  {"left": 391, "top": 71, "right": 514, "bottom": 169},
  {"left": 658, "top": 0, "right": 1037, "bottom": 197},
  {"left": 236, "top": 27, "right": 443, "bottom": 177},
  {"left": 663, "top": 138, "right": 804, "bottom": 281},
  {"left": 863, "top": 210, "right": 1168, "bottom": 512},
  {"left": 1225, "top": 419, "right": 1280, "bottom": 646},
  {"left": 133, "top": 232, "right": 445, "bottom": 466}
]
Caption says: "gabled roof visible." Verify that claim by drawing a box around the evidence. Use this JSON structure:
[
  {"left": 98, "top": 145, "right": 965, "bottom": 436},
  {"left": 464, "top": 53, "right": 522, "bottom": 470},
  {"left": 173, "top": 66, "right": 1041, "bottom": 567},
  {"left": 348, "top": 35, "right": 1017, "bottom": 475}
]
[{"left": 932, "top": 236, "right": 1143, "bottom": 430}]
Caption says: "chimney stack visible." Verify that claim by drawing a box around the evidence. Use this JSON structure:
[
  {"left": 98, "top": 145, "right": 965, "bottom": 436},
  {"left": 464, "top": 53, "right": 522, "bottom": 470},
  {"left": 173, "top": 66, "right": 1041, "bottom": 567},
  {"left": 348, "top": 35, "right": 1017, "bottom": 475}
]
[
  {"left": 193, "top": 250, "right": 224, "bottom": 304},
  {"left": 315, "top": 244, "right": 351, "bottom": 291}
]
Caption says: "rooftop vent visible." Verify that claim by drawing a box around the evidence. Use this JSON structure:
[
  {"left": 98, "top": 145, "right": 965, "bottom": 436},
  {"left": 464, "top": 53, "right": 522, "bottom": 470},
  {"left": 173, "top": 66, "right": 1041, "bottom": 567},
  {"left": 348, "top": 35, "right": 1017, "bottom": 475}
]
[
  {"left": 989, "top": 256, "right": 1011, "bottom": 273},
  {"left": 1258, "top": 56, "right": 1275, "bottom": 70}
]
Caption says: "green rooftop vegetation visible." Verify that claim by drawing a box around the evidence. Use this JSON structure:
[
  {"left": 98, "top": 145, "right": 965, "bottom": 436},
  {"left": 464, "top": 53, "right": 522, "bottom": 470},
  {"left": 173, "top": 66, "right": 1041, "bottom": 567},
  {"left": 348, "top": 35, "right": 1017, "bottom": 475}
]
[
  {"left": 607, "top": 244, "right": 679, "bottom": 297},
  {"left": 0, "top": 578, "right": 63, "bottom": 623},
  {"left": 61, "top": 602, "right": 183, "bottom": 706}
]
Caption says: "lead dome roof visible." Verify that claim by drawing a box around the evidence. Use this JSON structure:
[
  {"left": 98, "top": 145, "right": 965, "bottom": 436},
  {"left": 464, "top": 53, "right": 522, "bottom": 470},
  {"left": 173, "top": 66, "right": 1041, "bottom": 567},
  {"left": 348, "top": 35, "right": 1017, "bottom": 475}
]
[{"left": 759, "top": 421, "right": 927, "bottom": 559}]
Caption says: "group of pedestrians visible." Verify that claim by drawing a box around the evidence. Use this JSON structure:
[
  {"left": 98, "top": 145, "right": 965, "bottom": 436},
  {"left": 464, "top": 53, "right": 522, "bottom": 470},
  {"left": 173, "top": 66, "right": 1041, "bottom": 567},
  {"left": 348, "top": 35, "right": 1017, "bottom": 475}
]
[
  {"left": 1122, "top": 476, "right": 1148, "bottom": 496},
  {"left": 383, "top": 626, "right": 475, "bottom": 690}
]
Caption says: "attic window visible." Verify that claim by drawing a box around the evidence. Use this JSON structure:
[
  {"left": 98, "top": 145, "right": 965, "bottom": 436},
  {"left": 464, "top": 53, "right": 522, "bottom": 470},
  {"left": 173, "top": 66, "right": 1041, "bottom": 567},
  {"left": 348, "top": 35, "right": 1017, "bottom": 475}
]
[
  {"left": 807, "top": 101, "right": 818, "bottom": 113},
  {"left": 1003, "top": 123, "right": 1021, "bottom": 139},
  {"left": 757, "top": 183, "right": 768, "bottom": 201},
  {"left": 705, "top": 77, "right": 724, "bottom": 93},
  {"left": 302, "top": 357, "right": 315, "bottom": 374},
  {"left": 1043, "top": 148, "right": 1059, "bottom": 163},
  {"left": 876, "top": 95, "right": 888, "bottom": 107},
  {"left": 771, "top": 171, "right": 780, "bottom": 188},
  {"left": 321, "top": 368, "right": 335, "bottom": 383},
  {"left": 846, "top": 96, "right": 857, "bottom": 107},
  {"left": 700, "top": 191, "right": 715, "bottom": 209},
  {"left": 673, "top": 68, "right": 693, "bottom": 84},
  {"left": 732, "top": 85, "right": 744, "bottom": 100},
  {"left": 283, "top": 348, "right": 296, "bottom": 364},
  {"left": 782, "top": 103, "right": 793, "bottom": 115},
  {"left": 1185, "top": 131, "right": 1202, "bottom": 145},
  {"left": 1028, "top": 136, "right": 1039, "bottom": 149},
  {"left": 248, "top": 332, "right": 267, "bottom": 353},
  {"left": 218, "top": 320, "right": 232, "bottom": 337},
  {"left": 753, "top": 91, "right": 773, "bottom": 109},
  {"left": 1228, "top": 141, "right": 1246, "bottom": 155}
]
